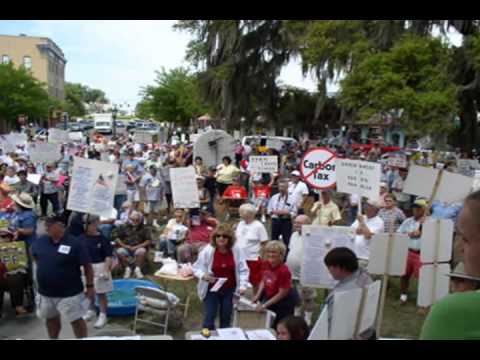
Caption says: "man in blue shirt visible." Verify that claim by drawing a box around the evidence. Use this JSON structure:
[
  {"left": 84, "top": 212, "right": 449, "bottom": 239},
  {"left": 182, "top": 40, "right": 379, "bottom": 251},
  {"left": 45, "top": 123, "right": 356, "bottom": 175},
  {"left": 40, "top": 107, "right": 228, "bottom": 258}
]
[{"left": 32, "top": 216, "right": 94, "bottom": 339}]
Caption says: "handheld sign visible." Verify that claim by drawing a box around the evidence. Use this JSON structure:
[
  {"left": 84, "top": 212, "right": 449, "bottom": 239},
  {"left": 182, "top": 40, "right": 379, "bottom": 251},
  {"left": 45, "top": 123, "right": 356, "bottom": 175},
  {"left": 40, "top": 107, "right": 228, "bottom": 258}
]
[
  {"left": 248, "top": 156, "right": 278, "bottom": 174},
  {"left": 388, "top": 153, "right": 407, "bottom": 169},
  {"left": 335, "top": 159, "right": 381, "bottom": 201},
  {"left": 67, "top": 157, "right": 119, "bottom": 217},
  {"left": 300, "top": 225, "right": 355, "bottom": 289},
  {"left": 367, "top": 233, "right": 409, "bottom": 276},
  {"left": 420, "top": 219, "right": 454, "bottom": 264},
  {"left": 0, "top": 241, "right": 28, "bottom": 272},
  {"left": 417, "top": 263, "right": 450, "bottom": 307},
  {"left": 169, "top": 167, "right": 200, "bottom": 208},
  {"left": 299, "top": 148, "right": 337, "bottom": 190}
]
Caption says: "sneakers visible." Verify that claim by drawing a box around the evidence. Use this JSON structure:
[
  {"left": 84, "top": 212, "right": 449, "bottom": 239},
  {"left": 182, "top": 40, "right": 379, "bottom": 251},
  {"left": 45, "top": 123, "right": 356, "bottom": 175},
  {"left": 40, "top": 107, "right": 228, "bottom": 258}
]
[
  {"left": 134, "top": 267, "right": 144, "bottom": 279},
  {"left": 83, "top": 310, "right": 96, "bottom": 322},
  {"left": 399, "top": 294, "right": 408, "bottom": 305},
  {"left": 94, "top": 313, "right": 108, "bottom": 329},
  {"left": 123, "top": 267, "right": 132, "bottom": 279}
]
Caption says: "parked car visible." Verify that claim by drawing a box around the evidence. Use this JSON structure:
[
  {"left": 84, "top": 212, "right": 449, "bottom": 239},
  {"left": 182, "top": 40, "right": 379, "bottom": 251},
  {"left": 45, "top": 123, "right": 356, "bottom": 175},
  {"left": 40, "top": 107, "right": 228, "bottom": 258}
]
[
  {"left": 351, "top": 139, "right": 401, "bottom": 154},
  {"left": 241, "top": 135, "right": 298, "bottom": 152}
]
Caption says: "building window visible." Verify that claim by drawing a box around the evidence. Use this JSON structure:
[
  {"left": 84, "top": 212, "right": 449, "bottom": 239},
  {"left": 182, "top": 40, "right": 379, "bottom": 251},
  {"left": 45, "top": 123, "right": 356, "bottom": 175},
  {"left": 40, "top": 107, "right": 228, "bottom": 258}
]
[
  {"left": 23, "top": 56, "right": 32, "bottom": 69},
  {"left": 2, "top": 55, "right": 10, "bottom": 64}
]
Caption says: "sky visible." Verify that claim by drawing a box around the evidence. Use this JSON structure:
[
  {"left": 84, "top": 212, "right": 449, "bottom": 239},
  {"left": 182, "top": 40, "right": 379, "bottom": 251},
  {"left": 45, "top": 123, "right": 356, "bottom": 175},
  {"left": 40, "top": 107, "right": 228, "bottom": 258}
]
[
  {"left": 0, "top": 20, "right": 318, "bottom": 108},
  {"left": 0, "top": 20, "right": 462, "bottom": 109}
]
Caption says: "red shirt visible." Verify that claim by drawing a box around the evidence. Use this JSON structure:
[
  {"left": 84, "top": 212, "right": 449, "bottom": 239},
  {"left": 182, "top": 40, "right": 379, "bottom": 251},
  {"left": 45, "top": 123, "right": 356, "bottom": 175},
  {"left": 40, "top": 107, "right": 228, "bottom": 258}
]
[
  {"left": 187, "top": 221, "right": 216, "bottom": 245},
  {"left": 223, "top": 185, "right": 248, "bottom": 199},
  {"left": 262, "top": 262, "right": 292, "bottom": 299},
  {"left": 211, "top": 249, "right": 236, "bottom": 290},
  {"left": 253, "top": 184, "right": 272, "bottom": 199}
]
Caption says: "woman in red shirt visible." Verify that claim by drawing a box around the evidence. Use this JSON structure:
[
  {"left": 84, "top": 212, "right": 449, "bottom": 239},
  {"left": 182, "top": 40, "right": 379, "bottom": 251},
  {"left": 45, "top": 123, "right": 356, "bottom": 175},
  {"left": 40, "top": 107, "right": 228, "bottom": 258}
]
[
  {"left": 252, "top": 240, "right": 299, "bottom": 328},
  {"left": 0, "top": 184, "right": 14, "bottom": 213},
  {"left": 193, "top": 224, "right": 250, "bottom": 330}
]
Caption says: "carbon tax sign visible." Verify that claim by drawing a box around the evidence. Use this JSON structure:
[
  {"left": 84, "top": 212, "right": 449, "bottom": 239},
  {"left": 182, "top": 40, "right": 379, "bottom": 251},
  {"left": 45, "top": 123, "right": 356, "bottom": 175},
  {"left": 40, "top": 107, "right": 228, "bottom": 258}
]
[{"left": 299, "top": 148, "right": 337, "bottom": 190}]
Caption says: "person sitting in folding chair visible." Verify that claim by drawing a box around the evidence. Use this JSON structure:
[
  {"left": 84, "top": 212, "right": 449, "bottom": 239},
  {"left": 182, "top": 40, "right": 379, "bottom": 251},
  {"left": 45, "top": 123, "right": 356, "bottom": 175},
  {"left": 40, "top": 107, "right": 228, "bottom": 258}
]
[{"left": 222, "top": 177, "right": 248, "bottom": 221}]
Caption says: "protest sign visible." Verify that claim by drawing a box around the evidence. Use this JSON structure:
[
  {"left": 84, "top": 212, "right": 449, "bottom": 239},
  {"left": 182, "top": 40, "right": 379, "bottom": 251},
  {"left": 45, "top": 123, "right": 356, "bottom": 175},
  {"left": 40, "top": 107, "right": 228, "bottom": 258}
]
[
  {"left": 67, "top": 157, "right": 119, "bottom": 217},
  {"left": 0, "top": 133, "right": 28, "bottom": 153},
  {"left": 299, "top": 148, "right": 337, "bottom": 190},
  {"left": 248, "top": 156, "right": 278, "bottom": 173},
  {"left": 330, "top": 281, "right": 381, "bottom": 340},
  {"left": 300, "top": 225, "right": 354, "bottom": 289},
  {"left": 134, "top": 131, "right": 154, "bottom": 144},
  {"left": 169, "top": 166, "right": 200, "bottom": 208},
  {"left": 27, "top": 173, "right": 42, "bottom": 185},
  {"left": 308, "top": 307, "right": 329, "bottom": 340},
  {"left": 48, "top": 128, "right": 69, "bottom": 143},
  {"left": 368, "top": 233, "right": 409, "bottom": 276},
  {"left": 404, "top": 165, "right": 474, "bottom": 204},
  {"left": 335, "top": 159, "right": 381, "bottom": 201},
  {"left": 420, "top": 219, "right": 454, "bottom": 264},
  {"left": 417, "top": 263, "right": 450, "bottom": 307},
  {"left": 388, "top": 153, "right": 407, "bottom": 168},
  {"left": 28, "top": 142, "right": 62, "bottom": 163},
  {"left": 457, "top": 159, "right": 473, "bottom": 176},
  {"left": 68, "top": 131, "right": 83, "bottom": 142},
  {"left": 115, "top": 174, "right": 128, "bottom": 195},
  {"left": 0, "top": 241, "right": 28, "bottom": 272},
  {"left": 473, "top": 170, "right": 480, "bottom": 192}
]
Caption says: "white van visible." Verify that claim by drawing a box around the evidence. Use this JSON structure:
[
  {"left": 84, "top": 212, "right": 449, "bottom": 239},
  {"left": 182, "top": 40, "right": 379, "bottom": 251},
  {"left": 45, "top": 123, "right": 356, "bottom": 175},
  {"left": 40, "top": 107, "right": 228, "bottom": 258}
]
[{"left": 94, "top": 114, "right": 113, "bottom": 135}]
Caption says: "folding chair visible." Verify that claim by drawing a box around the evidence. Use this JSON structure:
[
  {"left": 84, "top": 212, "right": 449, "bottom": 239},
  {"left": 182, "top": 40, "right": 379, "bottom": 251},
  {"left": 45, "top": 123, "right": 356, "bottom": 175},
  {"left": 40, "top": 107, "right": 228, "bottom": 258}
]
[{"left": 133, "top": 286, "right": 177, "bottom": 335}]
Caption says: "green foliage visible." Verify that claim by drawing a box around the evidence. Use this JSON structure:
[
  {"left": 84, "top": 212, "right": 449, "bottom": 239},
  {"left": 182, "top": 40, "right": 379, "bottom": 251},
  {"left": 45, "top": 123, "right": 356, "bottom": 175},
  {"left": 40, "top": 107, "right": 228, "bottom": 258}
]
[
  {"left": 339, "top": 35, "right": 458, "bottom": 136},
  {"left": 138, "top": 67, "right": 210, "bottom": 125},
  {"left": 64, "top": 83, "right": 86, "bottom": 117},
  {"left": 0, "top": 62, "right": 53, "bottom": 126}
]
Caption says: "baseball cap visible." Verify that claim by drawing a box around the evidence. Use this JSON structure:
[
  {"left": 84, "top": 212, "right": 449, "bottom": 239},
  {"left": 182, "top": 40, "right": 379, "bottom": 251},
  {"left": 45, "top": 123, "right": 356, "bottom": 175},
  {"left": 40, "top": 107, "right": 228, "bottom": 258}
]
[
  {"left": 45, "top": 215, "right": 65, "bottom": 226},
  {"left": 366, "top": 199, "right": 381, "bottom": 209},
  {"left": 291, "top": 170, "right": 301, "bottom": 177},
  {"left": 380, "top": 182, "right": 388, "bottom": 188},
  {"left": 412, "top": 198, "right": 428, "bottom": 208}
]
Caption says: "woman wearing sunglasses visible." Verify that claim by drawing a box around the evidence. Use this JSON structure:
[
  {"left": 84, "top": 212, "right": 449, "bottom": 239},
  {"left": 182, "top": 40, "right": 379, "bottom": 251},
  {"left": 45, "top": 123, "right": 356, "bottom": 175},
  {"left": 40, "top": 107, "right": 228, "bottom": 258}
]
[{"left": 193, "top": 224, "right": 250, "bottom": 330}]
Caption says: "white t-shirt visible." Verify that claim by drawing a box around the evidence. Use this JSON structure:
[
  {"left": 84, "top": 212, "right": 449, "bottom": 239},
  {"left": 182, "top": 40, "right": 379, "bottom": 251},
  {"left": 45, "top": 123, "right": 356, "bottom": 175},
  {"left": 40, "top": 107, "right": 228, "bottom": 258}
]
[
  {"left": 3, "top": 175, "right": 20, "bottom": 186},
  {"left": 286, "top": 231, "right": 303, "bottom": 280},
  {"left": 235, "top": 220, "right": 269, "bottom": 261},
  {"left": 350, "top": 216, "right": 384, "bottom": 261},
  {"left": 288, "top": 181, "right": 309, "bottom": 207}
]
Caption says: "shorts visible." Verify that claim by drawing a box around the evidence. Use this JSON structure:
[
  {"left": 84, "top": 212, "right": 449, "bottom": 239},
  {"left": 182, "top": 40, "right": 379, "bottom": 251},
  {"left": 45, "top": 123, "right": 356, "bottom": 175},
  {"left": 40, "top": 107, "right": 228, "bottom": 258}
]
[
  {"left": 126, "top": 189, "right": 140, "bottom": 203},
  {"left": 405, "top": 250, "right": 421, "bottom": 279},
  {"left": 246, "top": 259, "right": 263, "bottom": 287},
  {"left": 116, "top": 247, "right": 147, "bottom": 259},
  {"left": 143, "top": 200, "right": 163, "bottom": 214},
  {"left": 36, "top": 292, "right": 87, "bottom": 322},
  {"left": 81, "top": 262, "right": 113, "bottom": 294}
]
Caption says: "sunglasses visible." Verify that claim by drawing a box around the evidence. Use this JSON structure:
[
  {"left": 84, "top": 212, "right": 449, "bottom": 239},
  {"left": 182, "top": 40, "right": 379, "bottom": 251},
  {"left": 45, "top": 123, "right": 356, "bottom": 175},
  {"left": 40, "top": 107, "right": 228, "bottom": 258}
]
[{"left": 216, "top": 234, "right": 231, "bottom": 239}]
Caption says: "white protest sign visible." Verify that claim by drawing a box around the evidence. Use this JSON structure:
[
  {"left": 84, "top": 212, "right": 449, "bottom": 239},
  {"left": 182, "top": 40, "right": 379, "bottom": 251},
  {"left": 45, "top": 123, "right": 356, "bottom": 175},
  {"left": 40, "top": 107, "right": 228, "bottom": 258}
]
[
  {"left": 308, "top": 307, "right": 329, "bottom": 340},
  {"left": 417, "top": 263, "right": 450, "bottom": 307},
  {"left": 169, "top": 166, "right": 200, "bottom": 208},
  {"left": 248, "top": 156, "right": 278, "bottom": 173},
  {"left": 299, "top": 148, "right": 337, "bottom": 190},
  {"left": 473, "top": 170, "right": 480, "bottom": 192},
  {"left": 134, "top": 131, "right": 154, "bottom": 144},
  {"left": 67, "top": 157, "right": 119, "bottom": 217},
  {"left": 0, "top": 133, "right": 28, "bottom": 153},
  {"left": 27, "top": 142, "right": 62, "bottom": 163},
  {"left": 388, "top": 153, "right": 407, "bottom": 169},
  {"left": 330, "top": 280, "right": 381, "bottom": 340},
  {"left": 335, "top": 159, "right": 381, "bottom": 201},
  {"left": 403, "top": 165, "right": 473, "bottom": 204},
  {"left": 368, "top": 233, "right": 409, "bottom": 276},
  {"left": 420, "top": 219, "right": 453, "bottom": 264},
  {"left": 68, "top": 132, "right": 83, "bottom": 142},
  {"left": 48, "top": 128, "right": 69, "bottom": 143},
  {"left": 27, "top": 173, "right": 42, "bottom": 185},
  {"left": 457, "top": 159, "right": 473, "bottom": 176},
  {"left": 300, "top": 225, "right": 354, "bottom": 289}
]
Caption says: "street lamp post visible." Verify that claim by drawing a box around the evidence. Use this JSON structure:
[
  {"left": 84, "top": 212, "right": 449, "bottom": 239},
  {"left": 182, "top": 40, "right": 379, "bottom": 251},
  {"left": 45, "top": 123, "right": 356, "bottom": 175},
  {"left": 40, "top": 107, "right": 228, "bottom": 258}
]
[
  {"left": 63, "top": 112, "right": 69, "bottom": 131},
  {"left": 112, "top": 105, "right": 118, "bottom": 138}
]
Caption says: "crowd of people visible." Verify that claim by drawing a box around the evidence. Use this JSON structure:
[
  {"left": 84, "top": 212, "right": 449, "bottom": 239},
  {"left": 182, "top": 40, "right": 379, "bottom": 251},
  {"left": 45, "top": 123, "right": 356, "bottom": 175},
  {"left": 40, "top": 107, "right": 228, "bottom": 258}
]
[{"left": 0, "top": 129, "right": 479, "bottom": 340}]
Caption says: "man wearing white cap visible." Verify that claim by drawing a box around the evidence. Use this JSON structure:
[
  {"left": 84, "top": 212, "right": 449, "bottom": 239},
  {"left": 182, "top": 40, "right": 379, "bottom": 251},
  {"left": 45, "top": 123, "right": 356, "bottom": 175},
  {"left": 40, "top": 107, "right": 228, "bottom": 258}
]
[
  {"left": 288, "top": 170, "right": 309, "bottom": 214},
  {"left": 350, "top": 199, "right": 384, "bottom": 268}
]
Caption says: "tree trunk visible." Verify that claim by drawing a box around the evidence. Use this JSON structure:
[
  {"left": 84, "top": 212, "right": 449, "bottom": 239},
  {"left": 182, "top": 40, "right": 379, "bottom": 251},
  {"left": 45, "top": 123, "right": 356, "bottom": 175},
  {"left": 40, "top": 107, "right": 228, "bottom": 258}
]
[{"left": 458, "top": 95, "right": 478, "bottom": 151}]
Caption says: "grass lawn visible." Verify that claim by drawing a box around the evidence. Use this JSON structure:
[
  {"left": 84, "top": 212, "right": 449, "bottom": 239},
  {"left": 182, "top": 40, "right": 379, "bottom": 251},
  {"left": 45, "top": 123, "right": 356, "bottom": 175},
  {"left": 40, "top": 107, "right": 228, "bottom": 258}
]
[{"left": 108, "top": 207, "right": 428, "bottom": 340}]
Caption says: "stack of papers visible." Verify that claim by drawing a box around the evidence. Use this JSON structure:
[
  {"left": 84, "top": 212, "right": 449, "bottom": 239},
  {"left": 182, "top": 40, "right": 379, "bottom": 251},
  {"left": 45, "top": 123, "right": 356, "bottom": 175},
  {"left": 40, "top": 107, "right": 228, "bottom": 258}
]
[
  {"left": 217, "top": 328, "right": 248, "bottom": 340},
  {"left": 245, "top": 330, "right": 276, "bottom": 341}
]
